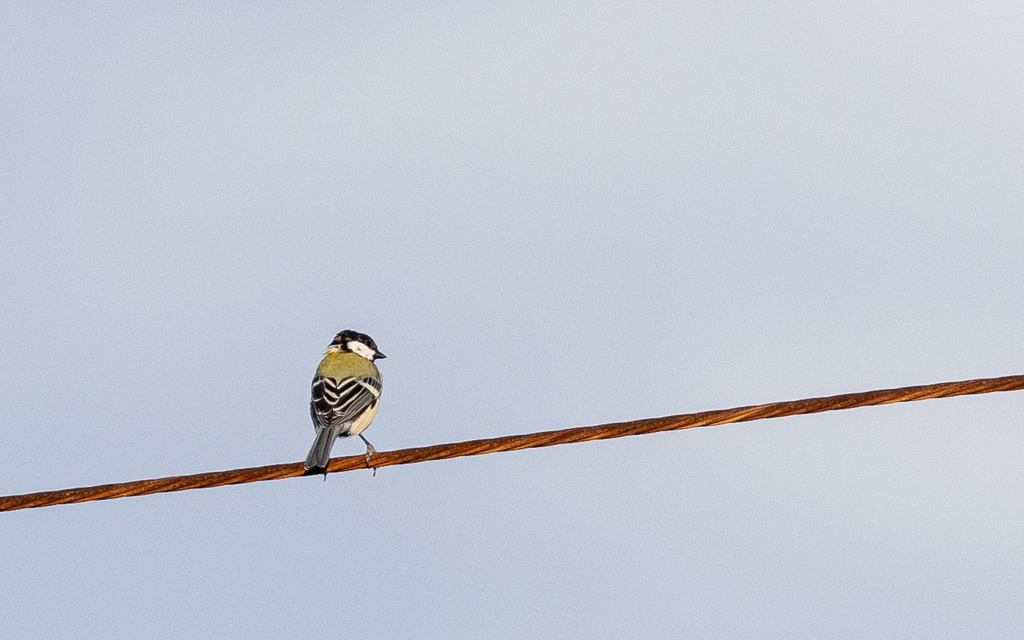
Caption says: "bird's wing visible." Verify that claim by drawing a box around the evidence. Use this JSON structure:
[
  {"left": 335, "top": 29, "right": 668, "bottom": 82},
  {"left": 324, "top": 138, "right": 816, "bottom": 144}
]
[{"left": 310, "top": 375, "right": 382, "bottom": 430}]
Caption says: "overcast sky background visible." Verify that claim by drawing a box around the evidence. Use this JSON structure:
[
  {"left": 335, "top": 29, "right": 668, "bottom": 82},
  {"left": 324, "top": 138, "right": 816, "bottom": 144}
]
[{"left": 2, "top": 1, "right": 1024, "bottom": 637}]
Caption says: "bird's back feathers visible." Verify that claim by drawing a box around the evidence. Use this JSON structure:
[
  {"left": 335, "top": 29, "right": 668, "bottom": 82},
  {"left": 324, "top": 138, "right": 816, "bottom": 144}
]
[
  {"left": 316, "top": 350, "right": 380, "bottom": 380},
  {"left": 310, "top": 374, "right": 381, "bottom": 430}
]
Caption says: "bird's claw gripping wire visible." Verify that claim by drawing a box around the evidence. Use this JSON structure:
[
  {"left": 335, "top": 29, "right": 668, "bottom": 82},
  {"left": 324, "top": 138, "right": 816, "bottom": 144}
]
[{"left": 360, "top": 435, "right": 378, "bottom": 476}]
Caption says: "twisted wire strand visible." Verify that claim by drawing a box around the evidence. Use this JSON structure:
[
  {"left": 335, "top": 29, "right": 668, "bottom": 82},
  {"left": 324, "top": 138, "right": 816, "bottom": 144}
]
[{"left": 2, "top": 374, "right": 1022, "bottom": 513}]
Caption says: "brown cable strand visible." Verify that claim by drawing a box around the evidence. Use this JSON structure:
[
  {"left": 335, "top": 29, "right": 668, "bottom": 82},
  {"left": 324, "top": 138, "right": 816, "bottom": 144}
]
[{"left": 2, "top": 374, "right": 1023, "bottom": 513}]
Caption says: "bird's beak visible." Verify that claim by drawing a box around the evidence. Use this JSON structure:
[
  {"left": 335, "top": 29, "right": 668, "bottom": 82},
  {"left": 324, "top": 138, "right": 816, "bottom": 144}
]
[{"left": 375, "top": 351, "right": 387, "bottom": 360}]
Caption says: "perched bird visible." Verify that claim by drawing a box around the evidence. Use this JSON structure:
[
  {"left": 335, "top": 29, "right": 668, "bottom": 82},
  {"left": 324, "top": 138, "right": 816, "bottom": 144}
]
[{"left": 304, "top": 330, "right": 386, "bottom": 473}]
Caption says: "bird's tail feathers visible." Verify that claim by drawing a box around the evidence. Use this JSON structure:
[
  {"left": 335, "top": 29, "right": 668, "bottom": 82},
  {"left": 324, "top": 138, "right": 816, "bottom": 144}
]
[{"left": 305, "top": 425, "right": 344, "bottom": 472}]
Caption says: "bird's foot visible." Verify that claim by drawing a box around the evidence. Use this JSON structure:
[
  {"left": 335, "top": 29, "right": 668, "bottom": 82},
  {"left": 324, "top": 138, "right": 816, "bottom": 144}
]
[{"left": 365, "top": 444, "right": 378, "bottom": 475}]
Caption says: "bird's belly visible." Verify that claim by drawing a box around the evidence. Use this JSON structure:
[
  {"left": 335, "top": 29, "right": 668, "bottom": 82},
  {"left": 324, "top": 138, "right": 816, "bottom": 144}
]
[{"left": 343, "top": 401, "right": 379, "bottom": 437}]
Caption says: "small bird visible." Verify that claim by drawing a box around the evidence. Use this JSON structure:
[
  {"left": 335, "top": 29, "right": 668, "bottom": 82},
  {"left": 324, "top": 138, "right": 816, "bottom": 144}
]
[{"left": 304, "top": 330, "right": 386, "bottom": 473}]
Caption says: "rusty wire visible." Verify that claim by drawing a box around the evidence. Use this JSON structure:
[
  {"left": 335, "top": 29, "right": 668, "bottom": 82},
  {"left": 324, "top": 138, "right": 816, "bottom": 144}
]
[{"left": 2, "top": 374, "right": 1023, "bottom": 513}]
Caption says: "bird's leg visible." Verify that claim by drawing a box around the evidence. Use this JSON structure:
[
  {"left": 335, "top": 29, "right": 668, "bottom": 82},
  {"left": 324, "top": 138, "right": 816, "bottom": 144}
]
[{"left": 359, "top": 434, "right": 378, "bottom": 475}]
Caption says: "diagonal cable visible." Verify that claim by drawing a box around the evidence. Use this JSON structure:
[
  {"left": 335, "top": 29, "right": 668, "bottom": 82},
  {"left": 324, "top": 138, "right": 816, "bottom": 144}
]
[{"left": 2, "top": 374, "right": 1023, "bottom": 513}]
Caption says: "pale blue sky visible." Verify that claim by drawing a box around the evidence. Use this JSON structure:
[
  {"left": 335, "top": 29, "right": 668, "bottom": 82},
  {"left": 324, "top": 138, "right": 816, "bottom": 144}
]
[{"left": 2, "top": 1, "right": 1024, "bottom": 637}]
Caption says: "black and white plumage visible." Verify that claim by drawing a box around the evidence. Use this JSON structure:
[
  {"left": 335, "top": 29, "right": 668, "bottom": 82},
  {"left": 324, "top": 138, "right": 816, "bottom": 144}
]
[{"left": 304, "top": 330, "right": 386, "bottom": 473}]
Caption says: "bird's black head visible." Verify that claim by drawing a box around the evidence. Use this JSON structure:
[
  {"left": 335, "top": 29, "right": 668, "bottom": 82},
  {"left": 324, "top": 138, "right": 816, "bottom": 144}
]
[{"left": 329, "top": 330, "right": 386, "bottom": 361}]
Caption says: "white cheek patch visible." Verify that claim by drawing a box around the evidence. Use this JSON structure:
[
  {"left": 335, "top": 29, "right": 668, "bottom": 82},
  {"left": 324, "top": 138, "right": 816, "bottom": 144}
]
[{"left": 347, "top": 340, "right": 376, "bottom": 360}]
